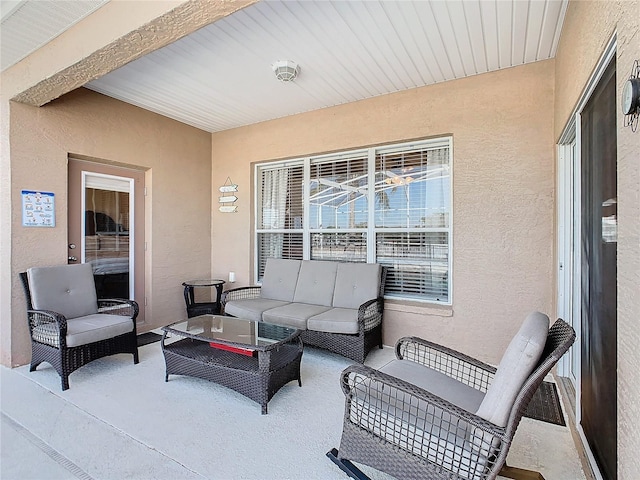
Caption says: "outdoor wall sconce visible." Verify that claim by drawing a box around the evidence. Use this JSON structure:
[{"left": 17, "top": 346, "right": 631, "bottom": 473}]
[{"left": 622, "top": 60, "right": 640, "bottom": 132}]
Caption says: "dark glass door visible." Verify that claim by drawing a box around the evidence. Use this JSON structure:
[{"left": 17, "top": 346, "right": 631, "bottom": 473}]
[{"left": 580, "top": 58, "right": 617, "bottom": 480}]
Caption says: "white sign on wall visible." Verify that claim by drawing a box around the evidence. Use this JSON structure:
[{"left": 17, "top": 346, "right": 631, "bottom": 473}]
[{"left": 22, "top": 190, "right": 55, "bottom": 227}]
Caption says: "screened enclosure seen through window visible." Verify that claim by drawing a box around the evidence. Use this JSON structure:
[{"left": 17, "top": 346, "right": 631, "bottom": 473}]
[{"left": 255, "top": 137, "right": 451, "bottom": 303}]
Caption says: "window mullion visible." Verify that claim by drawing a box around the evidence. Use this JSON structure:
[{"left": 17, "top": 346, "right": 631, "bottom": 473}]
[
  {"left": 367, "top": 147, "right": 376, "bottom": 264},
  {"left": 303, "top": 157, "right": 311, "bottom": 260}
]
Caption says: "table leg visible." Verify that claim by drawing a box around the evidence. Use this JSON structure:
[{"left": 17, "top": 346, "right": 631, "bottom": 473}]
[{"left": 258, "top": 350, "right": 271, "bottom": 415}]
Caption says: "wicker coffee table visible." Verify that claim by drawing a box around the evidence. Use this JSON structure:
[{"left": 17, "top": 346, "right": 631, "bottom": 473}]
[{"left": 161, "top": 315, "right": 302, "bottom": 414}]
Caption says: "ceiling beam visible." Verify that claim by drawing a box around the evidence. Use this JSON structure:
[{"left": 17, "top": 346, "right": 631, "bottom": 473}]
[{"left": 4, "top": 0, "right": 258, "bottom": 106}]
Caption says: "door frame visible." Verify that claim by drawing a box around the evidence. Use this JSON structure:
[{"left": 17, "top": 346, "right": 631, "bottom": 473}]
[
  {"left": 556, "top": 33, "right": 617, "bottom": 480},
  {"left": 68, "top": 157, "right": 146, "bottom": 324},
  {"left": 556, "top": 136, "right": 578, "bottom": 385},
  {"left": 81, "top": 171, "right": 136, "bottom": 298}
]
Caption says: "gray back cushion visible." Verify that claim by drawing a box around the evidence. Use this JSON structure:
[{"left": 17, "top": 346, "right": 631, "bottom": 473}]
[
  {"left": 475, "top": 311, "right": 549, "bottom": 427},
  {"left": 293, "top": 260, "right": 338, "bottom": 307},
  {"left": 27, "top": 263, "right": 98, "bottom": 319},
  {"left": 260, "top": 258, "right": 301, "bottom": 302},
  {"left": 332, "top": 262, "right": 382, "bottom": 309}
]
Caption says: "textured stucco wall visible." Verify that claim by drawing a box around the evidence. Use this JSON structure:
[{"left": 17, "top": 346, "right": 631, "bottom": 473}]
[
  {"left": 211, "top": 59, "right": 556, "bottom": 365},
  {"left": 7, "top": 88, "right": 212, "bottom": 366},
  {"left": 554, "top": 1, "right": 640, "bottom": 478},
  {"left": 0, "top": 0, "right": 251, "bottom": 370}
]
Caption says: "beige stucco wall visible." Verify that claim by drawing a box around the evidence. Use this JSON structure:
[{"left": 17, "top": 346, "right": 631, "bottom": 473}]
[
  {"left": 7, "top": 88, "right": 212, "bottom": 366},
  {"left": 211, "top": 59, "right": 556, "bottom": 365},
  {"left": 554, "top": 1, "right": 640, "bottom": 478},
  {"left": 0, "top": 0, "right": 251, "bottom": 371}
]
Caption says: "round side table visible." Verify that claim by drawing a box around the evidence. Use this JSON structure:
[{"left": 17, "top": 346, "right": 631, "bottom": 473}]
[{"left": 182, "top": 279, "right": 225, "bottom": 317}]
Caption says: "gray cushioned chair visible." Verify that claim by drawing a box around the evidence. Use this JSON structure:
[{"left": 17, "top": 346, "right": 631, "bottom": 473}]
[
  {"left": 20, "top": 263, "right": 139, "bottom": 390},
  {"left": 328, "top": 312, "right": 576, "bottom": 480}
]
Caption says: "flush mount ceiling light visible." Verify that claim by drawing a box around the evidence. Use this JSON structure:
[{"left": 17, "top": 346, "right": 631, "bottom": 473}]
[{"left": 272, "top": 60, "right": 299, "bottom": 82}]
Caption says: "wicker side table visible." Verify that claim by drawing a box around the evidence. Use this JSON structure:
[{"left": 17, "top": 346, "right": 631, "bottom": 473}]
[{"left": 182, "top": 279, "right": 225, "bottom": 317}]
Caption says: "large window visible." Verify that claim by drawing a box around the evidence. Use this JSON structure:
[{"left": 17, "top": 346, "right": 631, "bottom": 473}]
[{"left": 255, "top": 137, "right": 452, "bottom": 303}]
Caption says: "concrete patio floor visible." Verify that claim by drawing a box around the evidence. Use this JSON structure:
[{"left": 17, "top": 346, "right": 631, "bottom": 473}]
[{"left": 1, "top": 342, "right": 589, "bottom": 480}]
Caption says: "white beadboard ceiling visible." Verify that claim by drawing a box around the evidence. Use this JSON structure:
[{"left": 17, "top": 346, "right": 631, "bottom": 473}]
[
  {"left": 4, "top": 0, "right": 568, "bottom": 133},
  {"left": 0, "top": 0, "right": 108, "bottom": 71}
]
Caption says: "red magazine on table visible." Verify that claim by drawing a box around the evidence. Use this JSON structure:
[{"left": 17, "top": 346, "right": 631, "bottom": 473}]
[{"left": 209, "top": 341, "right": 256, "bottom": 357}]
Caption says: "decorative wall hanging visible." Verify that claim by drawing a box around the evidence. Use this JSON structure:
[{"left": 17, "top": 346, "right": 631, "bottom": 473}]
[
  {"left": 622, "top": 59, "right": 640, "bottom": 132},
  {"left": 218, "top": 177, "right": 238, "bottom": 213}
]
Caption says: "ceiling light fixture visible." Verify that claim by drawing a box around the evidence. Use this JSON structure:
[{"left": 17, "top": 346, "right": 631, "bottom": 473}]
[{"left": 272, "top": 60, "right": 299, "bottom": 82}]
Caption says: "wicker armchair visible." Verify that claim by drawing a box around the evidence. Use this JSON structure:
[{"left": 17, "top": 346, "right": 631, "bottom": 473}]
[
  {"left": 20, "top": 263, "right": 139, "bottom": 390},
  {"left": 328, "top": 313, "right": 576, "bottom": 480}
]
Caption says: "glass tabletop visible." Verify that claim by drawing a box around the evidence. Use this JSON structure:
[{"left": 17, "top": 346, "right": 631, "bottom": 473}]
[
  {"left": 162, "top": 315, "right": 299, "bottom": 350},
  {"left": 182, "top": 279, "right": 225, "bottom": 287}
]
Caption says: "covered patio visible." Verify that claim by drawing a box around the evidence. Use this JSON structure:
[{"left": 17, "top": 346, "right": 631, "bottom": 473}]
[
  {"left": 1, "top": 1, "right": 639, "bottom": 479},
  {"left": 1, "top": 341, "right": 587, "bottom": 479}
]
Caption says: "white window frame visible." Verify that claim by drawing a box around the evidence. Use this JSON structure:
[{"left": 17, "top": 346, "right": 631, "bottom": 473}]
[{"left": 254, "top": 136, "right": 453, "bottom": 305}]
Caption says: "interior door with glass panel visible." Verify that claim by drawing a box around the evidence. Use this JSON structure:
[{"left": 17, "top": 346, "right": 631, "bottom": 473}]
[{"left": 68, "top": 159, "right": 145, "bottom": 323}]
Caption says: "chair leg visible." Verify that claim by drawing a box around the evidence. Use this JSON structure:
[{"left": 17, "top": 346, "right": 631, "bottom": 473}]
[
  {"left": 327, "top": 448, "right": 370, "bottom": 480},
  {"left": 499, "top": 464, "right": 545, "bottom": 480},
  {"left": 133, "top": 348, "right": 139, "bottom": 364},
  {"left": 61, "top": 375, "right": 70, "bottom": 391}
]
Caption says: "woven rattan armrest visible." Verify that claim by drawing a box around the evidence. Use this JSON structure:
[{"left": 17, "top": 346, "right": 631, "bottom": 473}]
[
  {"left": 357, "top": 298, "right": 383, "bottom": 332},
  {"left": 26, "top": 309, "right": 67, "bottom": 348},
  {"left": 340, "top": 363, "right": 508, "bottom": 453},
  {"left": 97, "top": 298, "right": 139, "bottom": 319},
  {"left": 221, "top": 286, "right": 262, "bottom": 307},
  {"left": 396, "top": 336, "right": 496, "bottom": 392}
]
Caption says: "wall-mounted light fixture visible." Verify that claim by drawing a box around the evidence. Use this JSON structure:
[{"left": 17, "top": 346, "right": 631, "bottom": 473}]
[
  {"left": 272, "top": 60, "right": 299, "bottom": 82},
  {"left": 622, "top": 60, "right": 640, "bottom": 132}
]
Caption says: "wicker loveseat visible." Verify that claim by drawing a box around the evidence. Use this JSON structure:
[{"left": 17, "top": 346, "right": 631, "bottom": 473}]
[{"left": 222, "top": 258, "right": 386, "bottom": 363}]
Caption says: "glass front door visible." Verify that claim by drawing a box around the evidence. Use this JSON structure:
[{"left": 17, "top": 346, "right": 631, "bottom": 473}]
[{"left": 84, "top": 180, "right": 131, "bottom": 299}]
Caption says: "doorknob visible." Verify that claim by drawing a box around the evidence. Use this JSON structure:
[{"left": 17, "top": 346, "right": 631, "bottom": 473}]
[{"left": 68, "top": 256, "right": 77, "bottom": 262}]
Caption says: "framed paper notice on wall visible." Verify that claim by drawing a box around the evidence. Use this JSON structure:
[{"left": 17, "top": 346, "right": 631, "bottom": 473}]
[{"left": 22, "top": 190, "right": 55, "bottom": 227}]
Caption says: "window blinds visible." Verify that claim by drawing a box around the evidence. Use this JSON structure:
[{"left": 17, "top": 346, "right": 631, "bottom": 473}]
[{"left": 255, "top": 137, "right": 451, "bottom": 303}]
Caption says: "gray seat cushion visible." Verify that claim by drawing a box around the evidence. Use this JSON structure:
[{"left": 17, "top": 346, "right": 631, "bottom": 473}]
[
  {"left": 65, "top": 314, "right": 133, "bottom": 347},
  {"left": 224, "top": 298, "right": 290, "bottom": 322},
  {"left": 379, "top": 359, "right": 485, "bottom": 413},
  {"left": 260, "top": 259, "right": 301, "bottom": 302},
  {"left": 292, "top": 260, "right": 338, "bottom": 307},
  {"left": 475, "top": 311, "right": 549, "bottom": 427},
  {"left": 27, "top": 264, "right": 98, "bottom": 319},
  {"left": 262, "top": 303, "right": 332, "bottom": 330},
  {"left": 307, "top": 308, "right": 359, "bottom": 335},
  {"left": 351, "top": 361, "right": 489, "bottom": 479},
  {"left": 332, "top": 262, "right": 382, "bottom": 309}
]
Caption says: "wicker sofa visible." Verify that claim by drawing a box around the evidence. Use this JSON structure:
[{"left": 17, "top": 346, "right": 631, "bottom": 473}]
[{"left": 222, "top": 259, "right": 386, "bottom": 363}]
